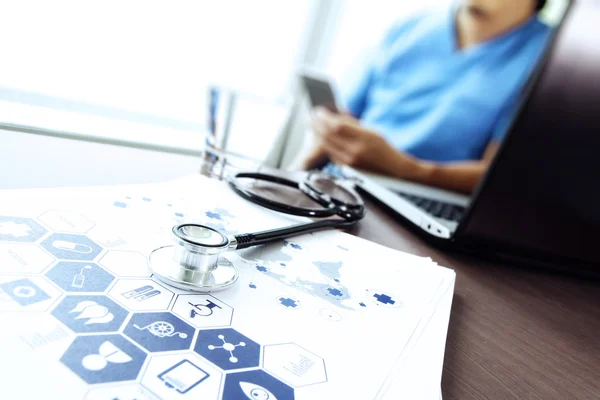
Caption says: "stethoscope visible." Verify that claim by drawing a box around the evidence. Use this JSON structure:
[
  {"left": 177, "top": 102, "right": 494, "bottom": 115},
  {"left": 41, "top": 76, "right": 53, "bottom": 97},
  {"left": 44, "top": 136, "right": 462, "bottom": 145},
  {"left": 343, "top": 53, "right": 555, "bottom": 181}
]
[{"left": 148, "top": 171, "right": 365, "bottom": 293}]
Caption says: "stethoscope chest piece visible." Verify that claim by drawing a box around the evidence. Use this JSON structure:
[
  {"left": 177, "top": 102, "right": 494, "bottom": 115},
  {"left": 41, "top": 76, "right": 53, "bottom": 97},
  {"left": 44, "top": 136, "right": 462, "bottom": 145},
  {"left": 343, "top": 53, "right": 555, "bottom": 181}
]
[{"left": 148, "top": 223, "right": 239, "bottom": 293}]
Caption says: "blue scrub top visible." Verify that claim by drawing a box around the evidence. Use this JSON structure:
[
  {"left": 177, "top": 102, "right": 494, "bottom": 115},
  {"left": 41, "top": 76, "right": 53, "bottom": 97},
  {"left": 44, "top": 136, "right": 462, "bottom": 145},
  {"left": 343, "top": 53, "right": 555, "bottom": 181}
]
[{"left": 342, "top": 7, "right": 551, "bottom": 162}]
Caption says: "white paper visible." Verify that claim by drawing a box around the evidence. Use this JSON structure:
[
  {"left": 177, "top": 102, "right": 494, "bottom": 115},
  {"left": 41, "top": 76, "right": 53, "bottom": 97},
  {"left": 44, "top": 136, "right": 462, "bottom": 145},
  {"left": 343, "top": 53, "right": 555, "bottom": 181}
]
[{"left": 0, "top": 175, "right": 454, "bottom": 400}]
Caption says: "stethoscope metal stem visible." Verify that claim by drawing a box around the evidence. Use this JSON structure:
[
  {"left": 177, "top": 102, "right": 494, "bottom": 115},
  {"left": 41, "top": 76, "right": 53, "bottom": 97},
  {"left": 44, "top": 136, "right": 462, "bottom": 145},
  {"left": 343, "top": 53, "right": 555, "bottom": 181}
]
[{"left": 174, "top": 246, "right": 219, "bottom": 273}]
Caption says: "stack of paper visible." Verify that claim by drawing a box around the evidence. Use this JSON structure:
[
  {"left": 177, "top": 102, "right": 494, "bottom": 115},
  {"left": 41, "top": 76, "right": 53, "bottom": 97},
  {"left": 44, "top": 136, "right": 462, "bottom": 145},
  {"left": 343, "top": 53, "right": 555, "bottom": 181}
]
[{"left": 0, "top": 174, "right": 454, "bottom": 399}]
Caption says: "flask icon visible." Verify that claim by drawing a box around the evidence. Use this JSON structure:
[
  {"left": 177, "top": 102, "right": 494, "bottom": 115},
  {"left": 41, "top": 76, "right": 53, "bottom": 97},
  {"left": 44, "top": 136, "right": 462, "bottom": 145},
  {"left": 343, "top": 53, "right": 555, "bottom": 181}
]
[{"left": 71, "top": 265, "right": 93, "bottom": 288}]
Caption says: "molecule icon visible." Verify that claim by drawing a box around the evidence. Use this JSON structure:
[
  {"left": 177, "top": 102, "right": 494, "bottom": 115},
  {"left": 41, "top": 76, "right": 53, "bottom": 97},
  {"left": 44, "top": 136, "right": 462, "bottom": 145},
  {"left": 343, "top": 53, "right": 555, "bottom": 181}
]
[{"left": 208, "top": 334, "right": 246, "bottom": 363}]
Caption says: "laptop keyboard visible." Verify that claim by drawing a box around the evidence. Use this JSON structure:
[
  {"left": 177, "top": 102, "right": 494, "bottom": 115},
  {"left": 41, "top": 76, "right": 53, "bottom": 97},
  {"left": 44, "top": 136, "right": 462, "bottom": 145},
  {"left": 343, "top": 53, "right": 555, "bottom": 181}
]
[{"left": 395, "top": 192, "right": 466, "bottom": 222}]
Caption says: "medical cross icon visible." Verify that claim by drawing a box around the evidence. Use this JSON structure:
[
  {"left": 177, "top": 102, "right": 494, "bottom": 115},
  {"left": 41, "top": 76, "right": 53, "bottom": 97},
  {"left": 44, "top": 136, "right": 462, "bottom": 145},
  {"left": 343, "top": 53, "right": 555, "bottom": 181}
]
[
  {"left": 278, "top": 298, "right": 298, "bottom": 308},
  {"left": 373, "top": 293, "right": 395, "bottom": 305}
]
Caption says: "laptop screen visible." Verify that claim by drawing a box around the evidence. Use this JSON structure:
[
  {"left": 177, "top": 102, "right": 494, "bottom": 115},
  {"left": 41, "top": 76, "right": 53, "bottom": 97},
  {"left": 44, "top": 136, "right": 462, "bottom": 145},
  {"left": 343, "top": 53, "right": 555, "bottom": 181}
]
[{"left": 457, "top": 0, "right": 600, "bottom": 272}]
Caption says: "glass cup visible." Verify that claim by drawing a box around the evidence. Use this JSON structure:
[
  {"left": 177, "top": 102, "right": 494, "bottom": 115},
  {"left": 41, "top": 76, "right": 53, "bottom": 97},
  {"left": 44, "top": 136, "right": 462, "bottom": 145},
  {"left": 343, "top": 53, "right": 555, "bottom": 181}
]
[{"left": 200, "top": 86, "right": 272, "bottom": 180}]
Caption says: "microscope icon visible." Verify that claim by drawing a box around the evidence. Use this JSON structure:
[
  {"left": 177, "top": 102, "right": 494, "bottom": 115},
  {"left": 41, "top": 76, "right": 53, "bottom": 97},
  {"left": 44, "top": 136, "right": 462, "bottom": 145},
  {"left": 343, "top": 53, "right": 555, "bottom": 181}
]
[{"left": 189, "top": 299, "right": 222, "bottom": 318}]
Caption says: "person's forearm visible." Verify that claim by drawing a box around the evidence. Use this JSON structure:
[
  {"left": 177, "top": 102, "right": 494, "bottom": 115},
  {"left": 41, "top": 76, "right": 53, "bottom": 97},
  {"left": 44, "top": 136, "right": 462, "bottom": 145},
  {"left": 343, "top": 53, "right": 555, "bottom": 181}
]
[
  {"left": 378, "top": 150, "right": 488, "bottom": 194},
  {"left": 414, "top": 161, "right": 488, "bottom": 194}
]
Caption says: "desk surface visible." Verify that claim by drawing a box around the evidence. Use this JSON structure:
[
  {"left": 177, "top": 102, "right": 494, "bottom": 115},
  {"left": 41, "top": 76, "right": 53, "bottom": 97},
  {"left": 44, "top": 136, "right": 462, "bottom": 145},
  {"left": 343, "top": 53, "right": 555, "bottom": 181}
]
[{"left": 353, "top": 198, "right": 600, "bottom": 400}]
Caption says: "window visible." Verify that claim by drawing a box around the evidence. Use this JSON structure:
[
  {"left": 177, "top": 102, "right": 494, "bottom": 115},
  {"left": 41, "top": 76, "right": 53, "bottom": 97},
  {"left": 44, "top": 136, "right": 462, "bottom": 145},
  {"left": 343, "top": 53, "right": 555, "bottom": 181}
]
[
  {"left": 0, "top": 0, "right": 315, "bottom": 158},
  {"left": 318, "top": 1, "right": 446, "bottom": 80}
]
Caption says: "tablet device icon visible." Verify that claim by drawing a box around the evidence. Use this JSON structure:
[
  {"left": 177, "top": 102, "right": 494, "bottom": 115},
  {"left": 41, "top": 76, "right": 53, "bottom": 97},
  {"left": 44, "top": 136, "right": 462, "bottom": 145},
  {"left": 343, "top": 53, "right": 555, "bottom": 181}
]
[{"left": 158, "top": 359, "right": 209, "bottom": 394}]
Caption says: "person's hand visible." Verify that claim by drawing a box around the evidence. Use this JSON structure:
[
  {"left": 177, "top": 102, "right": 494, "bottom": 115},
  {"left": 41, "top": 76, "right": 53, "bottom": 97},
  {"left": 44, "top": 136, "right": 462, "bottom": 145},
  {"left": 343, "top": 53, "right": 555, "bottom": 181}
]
[
  {"left": 301, "top": 109, "right": 354, "bottom": 170},
  {"left": 310, "top": 107, "right": 426, "bottom": 179},
  {"left": 302, "top": 143, "right": 329, "bottom": 170}
]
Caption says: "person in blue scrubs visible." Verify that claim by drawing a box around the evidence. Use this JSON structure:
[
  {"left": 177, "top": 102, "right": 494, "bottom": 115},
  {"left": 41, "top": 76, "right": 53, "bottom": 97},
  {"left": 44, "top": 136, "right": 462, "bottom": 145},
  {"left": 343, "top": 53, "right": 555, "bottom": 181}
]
[{"left": 304, "top": 0, "right": 551, "bottom": 193}]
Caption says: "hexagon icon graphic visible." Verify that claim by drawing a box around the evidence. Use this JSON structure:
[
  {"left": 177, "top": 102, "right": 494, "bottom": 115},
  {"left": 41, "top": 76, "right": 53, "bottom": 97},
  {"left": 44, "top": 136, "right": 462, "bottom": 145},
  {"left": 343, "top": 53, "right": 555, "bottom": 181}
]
[
  {"left": 263, "top": 343, "right": 327, "bottom": 387},
  {"left": 0, "top": 243, "right": 55, "bottom": 274},
  {"left": 61, "top": 334, "right": 147, "bottom": 385},
  {"left": 141, "top": 353, "right": 222, "bottom": 399},
  {"left": 17, "top": 312, "right": 75, "bottom": 360},
  {"left": 0, "top": 276, "right": 61, "bottom": 312},
  {"left": 109, "top": 279, "right": 174, "bottom": 311},
  {"left": 99, "top": 250, "right": 151, "bottom": 278},
  {"left": 88, "top": 225, "right": 131, "bottom": 250},
  {"left": 38, "top": 210, "right": 95, "bottom": 234},
  {"left": 51, "top": 295, "right": 128, "bottom": 334},
  {"left": 85, "top": 384, "right": 158, "bottom": 400},
  {"left": 46, "top": 261, "right": 115, "bottom": 293},
  {"left": 172, "top": 294, "right": 233, "bottom": 328},
  {"left": 40, "top": 233, "right": 103, "bottom": 261},
  {"left": 0, "top": 216, "right": 47, "bottom": 243},
  {"left": 124, "top": 312, "right": 195, "bottom": 352},
  {"left": 194, "top": 328, "right": 260, "bottom": 371},
  {"left": 223, "top": 369, "right": 295, "bottom": 400}
]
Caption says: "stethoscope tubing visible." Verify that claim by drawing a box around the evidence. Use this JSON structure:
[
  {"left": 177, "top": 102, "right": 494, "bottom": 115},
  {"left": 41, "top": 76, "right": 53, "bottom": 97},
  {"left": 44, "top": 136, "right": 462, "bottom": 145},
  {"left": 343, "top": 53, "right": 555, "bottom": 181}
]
[
  {"left": 234, "top": 218, "right": 358, "bottom": 250},
  {"left": 226, "top": 171, "right": 364, "bottom": 250},
  {"left": 228, "top": 172, "right": 339, "bottom": 218}
]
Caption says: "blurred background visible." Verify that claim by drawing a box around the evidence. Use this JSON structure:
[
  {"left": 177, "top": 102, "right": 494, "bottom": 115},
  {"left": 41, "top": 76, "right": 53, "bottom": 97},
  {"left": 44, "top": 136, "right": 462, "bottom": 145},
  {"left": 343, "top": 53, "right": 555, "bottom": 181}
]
[{"left": 0, "top": 0, "right": 568, "bottom": 189}]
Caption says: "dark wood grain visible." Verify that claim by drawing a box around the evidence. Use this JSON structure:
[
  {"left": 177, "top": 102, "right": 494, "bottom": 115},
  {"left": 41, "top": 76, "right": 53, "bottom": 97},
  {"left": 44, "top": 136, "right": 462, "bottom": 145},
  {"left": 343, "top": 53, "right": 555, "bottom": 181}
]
[{"left": 352, "top": 198, "right": 600, "bottom": 400}]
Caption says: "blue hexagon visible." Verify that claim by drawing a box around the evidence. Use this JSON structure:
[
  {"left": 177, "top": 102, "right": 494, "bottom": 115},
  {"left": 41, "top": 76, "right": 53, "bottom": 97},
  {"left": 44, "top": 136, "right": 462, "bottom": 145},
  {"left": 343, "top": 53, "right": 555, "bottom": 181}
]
[
  {"left": 124, "top": 312, "right": 195, "bottom": 353},
  {"left": 0, "top": 278, "right": 50, "bottom": 306},
  {"left": 40, "top": 233, "right": 103, "bottom": 261},
  {"left": 61, "top": 334, "right": 147, "bottom": 384},
  {"left": 223, "top": 369, "right": 295, "bottom": 399},
  {"left": 194, "top": 328, "right": 260, "bottom": 371},
  {"left": 46, "top": 261, "right": 115, "bottom": 293},
  {"left": 0, "top": 216, "right": 47, "bottom": 242},
  {"left": 51, "top": 295, "right": 128, "bottom": 333}
]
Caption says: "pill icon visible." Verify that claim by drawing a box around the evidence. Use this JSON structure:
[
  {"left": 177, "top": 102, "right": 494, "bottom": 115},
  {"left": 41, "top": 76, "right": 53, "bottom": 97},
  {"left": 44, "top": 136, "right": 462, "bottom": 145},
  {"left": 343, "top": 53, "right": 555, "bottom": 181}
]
[{"left": 52, "top": 240, "right": 93, "bottom": 254}]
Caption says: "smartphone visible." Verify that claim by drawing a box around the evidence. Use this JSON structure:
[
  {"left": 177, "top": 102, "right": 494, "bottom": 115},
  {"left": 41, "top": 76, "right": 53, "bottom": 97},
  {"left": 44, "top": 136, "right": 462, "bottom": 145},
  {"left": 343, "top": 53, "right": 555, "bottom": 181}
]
[{"left": 299, "top": 70, "right": 341, "bottom": 113}]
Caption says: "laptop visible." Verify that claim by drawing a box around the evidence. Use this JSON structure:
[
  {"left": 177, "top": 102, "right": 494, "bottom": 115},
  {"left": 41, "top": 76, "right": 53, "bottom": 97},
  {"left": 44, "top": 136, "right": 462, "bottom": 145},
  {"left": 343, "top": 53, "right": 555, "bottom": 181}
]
[{"left": 342, "top": 0, "right": 600, "bottom": 276}]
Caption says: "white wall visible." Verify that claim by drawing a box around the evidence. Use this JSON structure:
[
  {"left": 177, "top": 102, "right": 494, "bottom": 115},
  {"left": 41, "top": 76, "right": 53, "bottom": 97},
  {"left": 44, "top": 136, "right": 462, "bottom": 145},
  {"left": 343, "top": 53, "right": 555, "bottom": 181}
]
[{"left": 320, "top": 0, "right": 448, "bottom": 83}]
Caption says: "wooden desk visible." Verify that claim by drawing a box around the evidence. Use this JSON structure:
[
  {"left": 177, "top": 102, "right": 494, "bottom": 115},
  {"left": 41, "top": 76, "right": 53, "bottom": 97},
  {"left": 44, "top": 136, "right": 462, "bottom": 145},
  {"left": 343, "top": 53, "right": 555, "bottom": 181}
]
[{"left": 352, "top": 198, "right": 600, "bottom": 400}]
